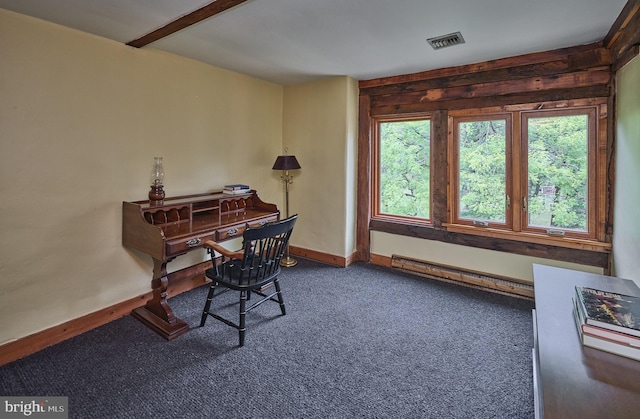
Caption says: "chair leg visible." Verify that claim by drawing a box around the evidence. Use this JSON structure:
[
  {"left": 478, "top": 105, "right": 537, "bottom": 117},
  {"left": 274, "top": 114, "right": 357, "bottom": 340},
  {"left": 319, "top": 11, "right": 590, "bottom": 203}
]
[
  {"left": 274, "top": 278, "right": 286, "bottom": 315},
  {"left": 200, "top": 282, "right": 217, "bottom": 327},
  {"left": 239, "top": 290, "right": 247, "bottom": 346}
]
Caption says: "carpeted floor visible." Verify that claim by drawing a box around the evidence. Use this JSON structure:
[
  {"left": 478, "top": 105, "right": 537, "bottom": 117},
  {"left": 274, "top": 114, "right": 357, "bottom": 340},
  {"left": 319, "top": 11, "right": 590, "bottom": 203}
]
[{"left": 0, "top": 259, "right": 535, "bottom": 418}]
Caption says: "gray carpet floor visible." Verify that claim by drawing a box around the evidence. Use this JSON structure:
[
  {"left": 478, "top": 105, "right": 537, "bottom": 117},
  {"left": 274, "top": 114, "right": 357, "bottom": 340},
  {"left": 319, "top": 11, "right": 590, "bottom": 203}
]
[{"left": 1, "top": 259, "right": 535, "bottom": 418}]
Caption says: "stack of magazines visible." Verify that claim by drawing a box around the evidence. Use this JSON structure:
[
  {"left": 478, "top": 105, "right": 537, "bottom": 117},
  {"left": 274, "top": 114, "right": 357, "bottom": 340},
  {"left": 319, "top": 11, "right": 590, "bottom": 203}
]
[{"left": 572, "top": 286, "right": 640, "bottom": 361}]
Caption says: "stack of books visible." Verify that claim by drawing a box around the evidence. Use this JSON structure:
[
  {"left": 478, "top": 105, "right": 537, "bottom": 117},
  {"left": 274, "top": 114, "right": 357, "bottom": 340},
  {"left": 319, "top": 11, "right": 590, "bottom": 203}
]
[
  {"left": 223, "top": 184, "right": 251, "bottom": 194},
  {"left": 572, "top": 286, "right": 640, "bottom": 361}
]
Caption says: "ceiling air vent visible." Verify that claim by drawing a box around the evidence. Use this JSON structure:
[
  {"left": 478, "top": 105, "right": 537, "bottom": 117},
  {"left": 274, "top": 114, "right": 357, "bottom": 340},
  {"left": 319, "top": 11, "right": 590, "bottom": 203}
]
[{"left": 427, "top": 31, "right": 465, "bottom": 50}]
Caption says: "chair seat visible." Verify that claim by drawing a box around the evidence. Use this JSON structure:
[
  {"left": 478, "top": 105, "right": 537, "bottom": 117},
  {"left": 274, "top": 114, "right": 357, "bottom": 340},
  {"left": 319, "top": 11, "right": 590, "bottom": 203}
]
[{"left": 205, "top": 263, "right": 279, "bottom": 290}]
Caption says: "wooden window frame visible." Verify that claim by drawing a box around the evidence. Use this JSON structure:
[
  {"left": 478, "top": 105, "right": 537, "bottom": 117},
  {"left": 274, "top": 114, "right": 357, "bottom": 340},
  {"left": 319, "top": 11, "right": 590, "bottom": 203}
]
[
  {"left": 520, "top": 107, "right": 599, "bottom": 240},
  {"left": 370, "top": 99, "right": 609, "bottom": 253},
  {"left": 372, "top": 113, "right": 433, "bottom": 226},
  {"left": 357, "top": 42, "right": 620, "bottom": 270},
  {"left": 450, "top": 113, "right": 513, "bottom": 230}
]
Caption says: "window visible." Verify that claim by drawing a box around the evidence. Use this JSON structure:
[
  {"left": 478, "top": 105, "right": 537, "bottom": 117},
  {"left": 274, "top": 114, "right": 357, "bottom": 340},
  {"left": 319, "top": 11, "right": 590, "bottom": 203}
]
[
  {"left": 452, "top": 115, "right": 512, "bottom": 228},
  {"left": 522, "top": 109, "right": 596, "bottom": 238},
  {"left": 449, "top": 106, "right": 599, "bottom": 240},
  {"left": 374, "top": 116, "right": 431, "bottom": 221},
  {"left": 370, "top": 100, "right": 605, "bottom": 248},
  {"left": 361, "top": 46, "right": 612, "bottom": 265}
]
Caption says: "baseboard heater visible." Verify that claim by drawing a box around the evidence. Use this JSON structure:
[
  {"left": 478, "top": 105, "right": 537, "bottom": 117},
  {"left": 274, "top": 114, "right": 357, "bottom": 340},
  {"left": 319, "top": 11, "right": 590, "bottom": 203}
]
[{"left": 391, "top": 254, "right": 534, "bottom": 300}]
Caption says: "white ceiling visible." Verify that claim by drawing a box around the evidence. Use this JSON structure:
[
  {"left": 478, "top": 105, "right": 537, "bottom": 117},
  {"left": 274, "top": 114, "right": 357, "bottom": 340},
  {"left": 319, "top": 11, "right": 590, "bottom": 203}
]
[{"left": 0, "top": 0, "right": 628, "bottom": 85}]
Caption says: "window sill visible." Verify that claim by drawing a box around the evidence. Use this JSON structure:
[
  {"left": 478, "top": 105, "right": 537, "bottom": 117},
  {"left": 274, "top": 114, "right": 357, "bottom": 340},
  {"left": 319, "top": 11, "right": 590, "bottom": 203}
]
[
  {"left": 369, "top": 217, "right": 610, "bottom": 268},
  {"left": 442, "top": 223, "right": 611, "bottom": 253}
]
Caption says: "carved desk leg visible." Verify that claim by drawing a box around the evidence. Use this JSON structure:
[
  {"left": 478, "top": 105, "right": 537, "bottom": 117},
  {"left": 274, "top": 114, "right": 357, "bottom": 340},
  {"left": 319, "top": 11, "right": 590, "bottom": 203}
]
[{"left": 131, "top": 259, "right": 190, "bottom": 340}]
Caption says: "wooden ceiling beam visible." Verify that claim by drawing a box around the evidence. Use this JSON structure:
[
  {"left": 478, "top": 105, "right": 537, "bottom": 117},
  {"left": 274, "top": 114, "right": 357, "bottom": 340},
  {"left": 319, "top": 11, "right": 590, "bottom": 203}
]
[
  {"left": 603, "top": 0, "right": 640, "bottom": 69},
  {"left": 604, "top": 0, "right": 640, "bottom": 49},
  {"left": 127, "top": 0, "right": 249, "bottom": 48}
]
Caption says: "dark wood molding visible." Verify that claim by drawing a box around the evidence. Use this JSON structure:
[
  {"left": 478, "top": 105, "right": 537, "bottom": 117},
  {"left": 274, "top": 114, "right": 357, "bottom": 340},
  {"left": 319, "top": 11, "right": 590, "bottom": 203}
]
[
  {"left": 359, "top": 43, "right": 603, "bottom": 90},
  {"left": 369, "top": 86, "right": 611, "bottom": 116},
  {"left": 361, "top": 43, "right": 612, "bottom": 126},
  {"left": 605, "top": 0, "right": 640, "bottom": 67},
  {"left": 604, "top": 0, "right": 640, "bottom": 48},
  {"left": 613, "top": 45, "right": 640, "bottom": 72},
  {"left": 419, "top": 70, "right": 609, "bottom": 102},
  {"left": 288, "top": 245, "right": 351, "bottom": 267},
  {"left": 430, "top": 110, "right": 448, "bottom": 227},
  {"left": 370, "top": 253, "right": 392, "bottom": 268},
  {"left": 361, "top": 50, "right": 610, "bottom": 98},
  {"left": 127, "top": 0, "right": 249, "bottom": 48},
  {"left": 606, "top": 81, "right": 617, "bottom": 246}
]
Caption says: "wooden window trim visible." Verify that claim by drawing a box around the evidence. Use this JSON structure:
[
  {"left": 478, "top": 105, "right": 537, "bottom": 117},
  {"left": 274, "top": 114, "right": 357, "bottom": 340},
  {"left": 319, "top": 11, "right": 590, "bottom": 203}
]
[
  {"left": 450, "top": 113, "right": 513, "bottom": 230},
  {"left": 368, "top": 98, "right": 610, "bottom": 260},
  {"left": 357, "top": 42, "right": 616, "bottom": 270},
  {"left": 442, "top": 223, "right": 610, "bottom": 253},
  {"left": 370, "top": 218, "right": 611, "bottom": 267},
  {"left": 520, "top": 107, "right": 600, "bottom": 240},
  {"left": 372, "top": 113, "right": 433, "bottom": 223}
]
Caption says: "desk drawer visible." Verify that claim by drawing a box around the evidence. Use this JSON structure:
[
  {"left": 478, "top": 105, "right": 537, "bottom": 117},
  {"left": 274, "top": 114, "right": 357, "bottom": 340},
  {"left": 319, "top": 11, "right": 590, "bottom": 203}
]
[
  {"left": 217, "top": 223, "right": 246, "bottom": 241},
  {"left": 248, "top": 215, "right": 278, "bottom": 229},
  {"left": 166, "top": 232, "right": 216, "bottom": 257}
]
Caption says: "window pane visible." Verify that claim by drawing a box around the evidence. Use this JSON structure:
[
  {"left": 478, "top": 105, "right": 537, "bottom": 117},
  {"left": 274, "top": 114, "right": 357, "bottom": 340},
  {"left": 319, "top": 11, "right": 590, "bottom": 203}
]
[
  {"left": 527, "top": 115, "right": 588, "bottom": 231},
  {"left": 458, "top": 120, "right": 507, "bottom": 223},
  {"left": 379, "top": 120, "right": 430, "bottom": 218}
]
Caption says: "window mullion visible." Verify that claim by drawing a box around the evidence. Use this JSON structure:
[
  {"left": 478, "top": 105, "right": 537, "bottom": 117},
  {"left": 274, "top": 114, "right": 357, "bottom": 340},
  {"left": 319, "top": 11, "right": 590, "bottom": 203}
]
[
  {"left": 448, "top": 115, "right": 459, "bottom": 224},
  {"left": 511, "top": 112, "right": 524, "bottom": 232}
]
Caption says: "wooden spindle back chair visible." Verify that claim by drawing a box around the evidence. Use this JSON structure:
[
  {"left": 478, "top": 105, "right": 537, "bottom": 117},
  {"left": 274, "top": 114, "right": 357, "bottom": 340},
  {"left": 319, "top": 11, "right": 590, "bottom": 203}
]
[{"left": 200, "top": 214, "right": 297, "bottom": 346}]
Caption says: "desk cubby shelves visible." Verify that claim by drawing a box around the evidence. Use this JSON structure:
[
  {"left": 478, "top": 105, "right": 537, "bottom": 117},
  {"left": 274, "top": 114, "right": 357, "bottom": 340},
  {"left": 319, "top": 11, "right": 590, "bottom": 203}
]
[
  {"left": 143, "top": 205, "right": 190, "bottom": 225},
  {"left": 138, "top": 191, "right": 256, "bottom": 228},
  {"left": 124, "top": 190, "right": 278, "bottom": 261}
]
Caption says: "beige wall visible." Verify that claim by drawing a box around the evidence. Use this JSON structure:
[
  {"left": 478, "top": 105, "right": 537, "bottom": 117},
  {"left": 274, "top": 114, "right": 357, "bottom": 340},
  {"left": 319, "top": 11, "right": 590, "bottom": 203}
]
[
  {"left": 0, "top": 9, "right": 285, "bottom": 345},
  {"left": 613, "top": 55, "right": 640, "bottom": 286},
  {"left": 282, "top": 77, "right": 358, "bottom": 259}
]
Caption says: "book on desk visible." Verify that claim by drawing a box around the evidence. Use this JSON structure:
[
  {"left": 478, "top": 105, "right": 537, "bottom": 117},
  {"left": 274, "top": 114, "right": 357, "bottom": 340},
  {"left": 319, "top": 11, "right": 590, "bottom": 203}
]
[
  {"left": 572, "top": 286, "right": 640, "bottom": 361},
  {"left": 575, "top": 286, "right": 640, "bottom": 337},
  {"left": 223, "top": 184, "right": 251, "bottom": 194}
]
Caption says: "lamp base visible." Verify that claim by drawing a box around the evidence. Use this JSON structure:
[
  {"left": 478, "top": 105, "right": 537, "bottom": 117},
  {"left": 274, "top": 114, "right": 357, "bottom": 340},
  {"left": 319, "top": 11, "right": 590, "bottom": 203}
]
[
  {"left": 280, "top": 256, "right": 298, "bottom": 267},
  {"left": 149, "top": 184, "right": 165, "bottom": 203}
]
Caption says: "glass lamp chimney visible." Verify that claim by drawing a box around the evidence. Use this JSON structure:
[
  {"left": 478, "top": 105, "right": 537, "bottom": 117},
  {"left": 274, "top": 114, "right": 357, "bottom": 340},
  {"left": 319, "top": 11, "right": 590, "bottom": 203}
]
[{"left": 151, "top": 157, "right": 164, "bottom": 186}]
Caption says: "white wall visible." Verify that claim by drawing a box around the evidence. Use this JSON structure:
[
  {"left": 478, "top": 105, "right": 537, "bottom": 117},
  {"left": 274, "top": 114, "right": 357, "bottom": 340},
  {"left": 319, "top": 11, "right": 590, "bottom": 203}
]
[
  {"left": 613, "top": 55, "right": 640, "bottom": 286},
  {"left": 0, "top": 9, "right": 284, "bottom": 344}
]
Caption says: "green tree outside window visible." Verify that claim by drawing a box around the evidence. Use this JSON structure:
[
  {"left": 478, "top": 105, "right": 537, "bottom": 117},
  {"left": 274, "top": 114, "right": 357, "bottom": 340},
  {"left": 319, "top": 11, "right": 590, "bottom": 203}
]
[{"left": 379, "top": 120, "right": 431, "bottom": 218}]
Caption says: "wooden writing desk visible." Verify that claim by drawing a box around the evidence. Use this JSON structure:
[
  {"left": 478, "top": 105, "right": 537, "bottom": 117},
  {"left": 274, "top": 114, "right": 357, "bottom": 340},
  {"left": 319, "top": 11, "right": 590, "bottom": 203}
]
[
  {"left": 532, "top": 264, "right": 640, "bottom": 418},
  {"left": 123, "top": 190, "right": 279, "bottom": 340}
]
